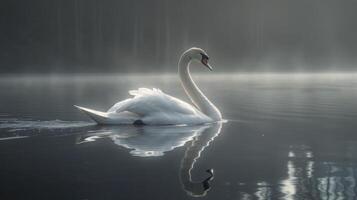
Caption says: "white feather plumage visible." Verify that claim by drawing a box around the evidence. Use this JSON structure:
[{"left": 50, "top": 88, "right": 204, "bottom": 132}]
[{"left": 75, "top": 48, "right": 221, "bottom": 125}]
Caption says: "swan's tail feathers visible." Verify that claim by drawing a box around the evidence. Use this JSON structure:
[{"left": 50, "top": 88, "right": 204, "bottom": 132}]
[{"left": 74, "top": 105, "right": 109, "bottom": 124}]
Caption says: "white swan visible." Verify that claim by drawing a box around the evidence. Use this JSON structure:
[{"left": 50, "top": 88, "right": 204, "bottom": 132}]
[{"left": 75, "top": 47, "right": 222, "bottom": 125}]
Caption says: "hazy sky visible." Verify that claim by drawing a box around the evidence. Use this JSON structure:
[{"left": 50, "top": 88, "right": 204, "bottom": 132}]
[{"left": 1, "top": 0, "right": 356, "bottom": 73}]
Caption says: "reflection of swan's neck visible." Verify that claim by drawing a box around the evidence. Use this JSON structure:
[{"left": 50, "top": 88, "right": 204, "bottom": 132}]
[
  {"left": 178, "top": 52, "right": 221, "bottom": 120},
  {"left": 179, "top": 122, "right": 222, "bottom": 197}
]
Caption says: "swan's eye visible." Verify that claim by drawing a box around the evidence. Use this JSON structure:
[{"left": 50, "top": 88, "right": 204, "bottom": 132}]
[
  {"left": 202, "top": 57, "right": 208, "bottom": 65},
  {"left": 200, "top": 53, "right": 209, "bottom": 65}
]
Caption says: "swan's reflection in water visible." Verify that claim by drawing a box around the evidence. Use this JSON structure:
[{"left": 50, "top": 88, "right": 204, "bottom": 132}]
[
  {"left": 77, "top": 122, "right": 223, "bottom": 197},
  {"left": 179, "top": 122, "right": 222, "bottom": 197}
]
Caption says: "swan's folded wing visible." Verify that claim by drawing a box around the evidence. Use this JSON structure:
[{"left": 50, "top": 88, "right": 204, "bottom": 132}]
[
  {"left": 107, "top": 98, "right": 133, "bottom": 113},
  {"left": 107, "top": 88, "right": 201, "bottom": 116}
]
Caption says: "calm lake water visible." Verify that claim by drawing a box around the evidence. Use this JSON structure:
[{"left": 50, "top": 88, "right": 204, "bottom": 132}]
[{"left": 1, "top": 74, "right": 357, "bottom": 200}]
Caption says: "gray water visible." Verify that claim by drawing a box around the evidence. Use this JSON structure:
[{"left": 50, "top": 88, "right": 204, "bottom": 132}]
[{"left": 1, "top": 74, "right": 357, "bottom": 200}]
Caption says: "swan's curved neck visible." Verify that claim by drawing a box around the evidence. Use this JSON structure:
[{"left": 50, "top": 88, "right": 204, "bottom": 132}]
[{"left": 178, "top": 53, "right": 221, "bottom": 120}]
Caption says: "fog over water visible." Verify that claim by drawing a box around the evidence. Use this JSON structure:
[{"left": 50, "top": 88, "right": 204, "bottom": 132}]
[
  {"left": 1, "top": 0, "right": 357, "bottom": 73},
  {"left": 2, "top": 2, "right": 357, "bottom": 199}
]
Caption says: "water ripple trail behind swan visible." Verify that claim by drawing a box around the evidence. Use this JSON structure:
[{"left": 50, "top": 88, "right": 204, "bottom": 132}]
[{"left": 0, "top": 117, "right": 95, "bottom": 139}]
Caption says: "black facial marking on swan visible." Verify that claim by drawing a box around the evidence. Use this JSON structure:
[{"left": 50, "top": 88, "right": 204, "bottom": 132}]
[{"left": 200, "top": 53, "right": 209, "bottom": 60}]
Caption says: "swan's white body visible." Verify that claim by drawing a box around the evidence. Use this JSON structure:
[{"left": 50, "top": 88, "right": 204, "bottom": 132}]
[{"left": 75, "top": 47, "right": 222, "bottom": 125}]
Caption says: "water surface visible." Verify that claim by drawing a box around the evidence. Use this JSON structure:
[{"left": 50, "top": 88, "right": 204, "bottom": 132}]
[{"left": 1, "top": 74, "right": 357, "bottom": 200}]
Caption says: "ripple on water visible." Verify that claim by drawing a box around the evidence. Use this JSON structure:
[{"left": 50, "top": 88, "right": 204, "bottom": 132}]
[{"left": 0, "top": 117, "right": 95, "bottom": 139}]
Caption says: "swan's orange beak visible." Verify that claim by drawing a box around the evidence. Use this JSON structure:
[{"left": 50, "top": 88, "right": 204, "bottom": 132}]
[{"left": 201, "top": 58, "right": 213, "bottom": 71}]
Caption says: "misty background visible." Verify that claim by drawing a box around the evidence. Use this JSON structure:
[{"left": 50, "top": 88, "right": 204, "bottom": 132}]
[{"left": 1, "top": 0, "right": 356, "bottom": 73}]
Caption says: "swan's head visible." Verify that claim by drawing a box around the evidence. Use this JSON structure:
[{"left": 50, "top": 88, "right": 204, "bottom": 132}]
[{"left": 185, "top": 47, "right": 213, "bottom": 71}]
